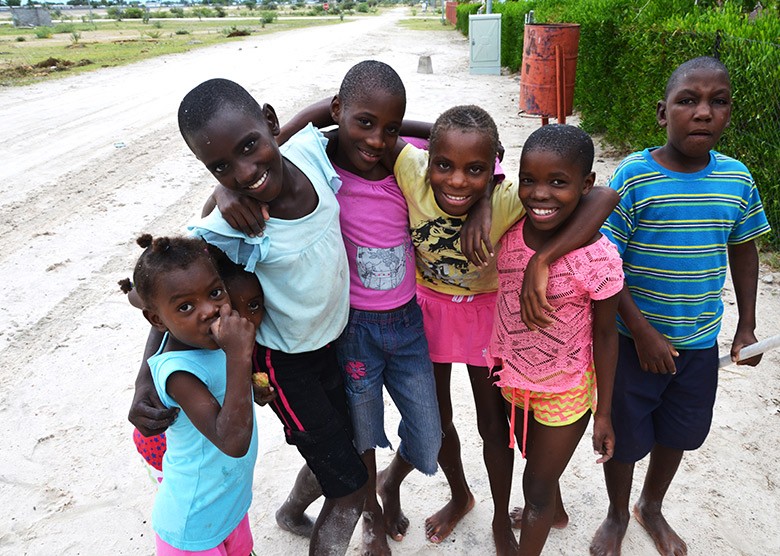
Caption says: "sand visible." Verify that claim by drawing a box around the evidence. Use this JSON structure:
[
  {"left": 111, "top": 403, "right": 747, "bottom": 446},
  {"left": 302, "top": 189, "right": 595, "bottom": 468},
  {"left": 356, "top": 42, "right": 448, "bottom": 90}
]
[{"left": 1, "top": 7, "right": 778, "bottom": 555}]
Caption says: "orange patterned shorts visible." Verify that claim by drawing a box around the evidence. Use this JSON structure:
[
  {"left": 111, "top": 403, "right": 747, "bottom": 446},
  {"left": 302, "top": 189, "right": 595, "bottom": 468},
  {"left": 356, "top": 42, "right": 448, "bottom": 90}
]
[{"left": 501, "top": 363, "right": 596, "bottom": 427}]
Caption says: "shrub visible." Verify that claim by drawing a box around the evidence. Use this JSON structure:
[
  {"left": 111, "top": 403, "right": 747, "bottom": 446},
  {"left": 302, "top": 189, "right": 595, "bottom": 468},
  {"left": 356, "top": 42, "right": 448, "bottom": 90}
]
[
  {"left": 34, "top": 26, "right": 53, "bottom": 39},
  {"left": 107, "top": 6, "right": 123, "bottom": 20},
  {"left": 260, "top": 11, "right": 277, "bottom": 23},
  {"left": 356, "top": 2, "right": 368, "bottom": 12},
  {"left": 16, "top": 36, "right": 26, "bottom": 42},
  {"left": 169, "top": 7, "right": 185, "bottom": 18}
]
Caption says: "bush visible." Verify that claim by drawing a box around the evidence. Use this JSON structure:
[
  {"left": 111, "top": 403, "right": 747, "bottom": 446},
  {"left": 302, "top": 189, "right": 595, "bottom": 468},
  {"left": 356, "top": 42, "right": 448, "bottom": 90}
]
[
  {"left": 169, "top": 7, "right": 185, "bottom": 18},
  {"left": 107, "top": 6, "right": 123, "bottom": 20},
  {"left": 356, "top": 2, "right": 368, "bottom": 12},
  {"left": 16, "top": 36, "right": 26, "bottom": 42},
  {"left": 34, "top": 26, "right": 53, "bottom": 38},
  {"left": 260, "top": 11, "right": 277, "bottom": 23},
  {"left": 54, "top": 22, "right": 76, "bottom": 33}
]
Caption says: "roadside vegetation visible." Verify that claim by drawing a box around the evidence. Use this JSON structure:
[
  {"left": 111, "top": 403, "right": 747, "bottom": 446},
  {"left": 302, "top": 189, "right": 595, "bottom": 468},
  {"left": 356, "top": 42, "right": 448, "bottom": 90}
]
[{"left": 0, "top": 1, "right": 394, "bottom": 86}]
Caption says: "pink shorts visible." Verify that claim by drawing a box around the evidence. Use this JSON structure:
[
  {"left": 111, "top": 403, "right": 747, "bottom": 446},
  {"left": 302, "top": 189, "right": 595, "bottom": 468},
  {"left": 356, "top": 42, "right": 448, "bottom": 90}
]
[
  {"left": 416, "top": 284, "right": 497, "bottom": 367},
  {"left": 155, "top": 514, "right": 253, "bottom": 556}
]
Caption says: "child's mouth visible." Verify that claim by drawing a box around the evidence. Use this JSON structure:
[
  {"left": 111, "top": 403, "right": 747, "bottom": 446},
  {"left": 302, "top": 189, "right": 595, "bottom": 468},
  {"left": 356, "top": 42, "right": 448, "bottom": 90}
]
[
  {"left": 531, "top": 207, "right": 557, "bottom": 216},
  {"left": 444, "top": 193, "right": 469, "bottom": 202},
  {"left": 358, "top": 147, "right": 381, "bottom": 161},
  {"left": 247, "top": 169, "right": 269, "bottom": 190}
]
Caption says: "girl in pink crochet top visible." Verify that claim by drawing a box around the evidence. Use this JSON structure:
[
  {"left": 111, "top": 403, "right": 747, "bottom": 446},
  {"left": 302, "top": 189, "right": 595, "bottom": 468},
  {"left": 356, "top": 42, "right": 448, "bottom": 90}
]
[{"left": 485, "top": 124, "right": 624, "bottom": 556}]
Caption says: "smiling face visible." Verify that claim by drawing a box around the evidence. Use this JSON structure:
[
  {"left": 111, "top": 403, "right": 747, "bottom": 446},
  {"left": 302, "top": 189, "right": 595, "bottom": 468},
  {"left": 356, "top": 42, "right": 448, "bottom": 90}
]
[
  {"left": 143, "top": 258, "right": 230, "bottom": 351},
  {"left": 331, "top": 90, "right": 405, "bottom": 180},
  {"left": 655, "top": 67, "right": 732, "bottom": 172},
  {"left": 518, "top": 149, "right": 594, "bottom": 241},
  {"left": 188, "top": 104, "right": 284, "bottom": 204},
  {"left": 224, "top": 271, "right": 263, "bottom": 331},
  {"left": 428, "top": 129, "right": 495, "bottom": 216}
]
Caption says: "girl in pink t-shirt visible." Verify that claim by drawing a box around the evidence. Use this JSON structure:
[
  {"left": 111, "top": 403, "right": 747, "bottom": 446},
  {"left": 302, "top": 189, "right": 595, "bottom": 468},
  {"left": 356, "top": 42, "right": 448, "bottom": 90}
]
[{"left": 485, "top": 124, "right": 623, "bottom": 556}]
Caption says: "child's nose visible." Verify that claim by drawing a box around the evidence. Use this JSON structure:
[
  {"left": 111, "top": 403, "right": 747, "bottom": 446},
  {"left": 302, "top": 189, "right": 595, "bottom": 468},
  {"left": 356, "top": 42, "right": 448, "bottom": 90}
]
[
  {"left": 367, "top": 127, "right": 388, "bottom": 149},
  {"left": 236, "top": 160, "right": 256, "bottom": 185},
  {"left": 694, "top": 101, "right": 713, "bottom": 120}
]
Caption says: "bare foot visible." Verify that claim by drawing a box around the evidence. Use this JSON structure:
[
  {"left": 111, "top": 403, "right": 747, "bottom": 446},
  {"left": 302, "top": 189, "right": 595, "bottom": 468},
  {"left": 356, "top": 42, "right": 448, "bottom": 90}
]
[
  {"left": 361, "top": 510, "right": 392, "bottom": 556},
  {"left": 424, "top": 493, "right": 475, "bottom": 543},
  {"left": 633, "top": 503, "right": 687, "bottom": 556},
  {"left": 492, "top": 515, "right": 519, "bottom": 556},
  {"left": 509, "top": 505, "right": 569, "bottom": 529},
  {"left": 275, "top": 506, "right": 315, "bottom": 538},
  {"left": 589, "top": 511, "right": 629, "bottom": 556},
  {"left": 377, "top": 468, "right": 409, "bottom": 541}
]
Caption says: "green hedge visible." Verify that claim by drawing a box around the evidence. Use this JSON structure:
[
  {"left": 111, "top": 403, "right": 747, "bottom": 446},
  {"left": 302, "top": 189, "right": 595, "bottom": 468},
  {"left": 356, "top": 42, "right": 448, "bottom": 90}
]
[{"left": 455, "top": 0, "right": 780, "bottom": 247}]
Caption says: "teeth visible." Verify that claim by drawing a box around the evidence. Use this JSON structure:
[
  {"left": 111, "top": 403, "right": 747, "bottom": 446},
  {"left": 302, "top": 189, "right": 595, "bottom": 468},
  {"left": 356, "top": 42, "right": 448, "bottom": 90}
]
[
  {"left": 444, "top": 193, "right": 468, "bottom": 201},
  {"left": 248, "top": 169, "right": 268, "bottom": 190},
  {"left": 532, "top": 207, "right": 556, "bottom": 216}
]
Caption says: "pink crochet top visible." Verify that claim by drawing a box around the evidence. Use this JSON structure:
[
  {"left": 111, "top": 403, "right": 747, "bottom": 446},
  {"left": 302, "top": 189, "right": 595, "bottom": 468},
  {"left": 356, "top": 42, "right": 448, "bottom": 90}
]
[{"left": 487, "top": 218, "right": 624, "bottom": 393}]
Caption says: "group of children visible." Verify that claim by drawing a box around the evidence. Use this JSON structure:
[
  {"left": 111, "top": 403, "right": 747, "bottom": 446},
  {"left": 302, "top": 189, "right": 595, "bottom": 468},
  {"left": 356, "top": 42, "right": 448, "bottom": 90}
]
[{"left": 124, "top": 55, "right": 769, "bottom": 556}]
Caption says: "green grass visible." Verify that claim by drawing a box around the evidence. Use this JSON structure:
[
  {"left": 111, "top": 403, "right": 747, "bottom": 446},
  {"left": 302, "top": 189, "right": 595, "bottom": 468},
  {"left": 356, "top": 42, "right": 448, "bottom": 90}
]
[
  {"left": 0, "top": 18, "right": 343, "bottom": 86},
  {"left": 397, "top": 17, "right": 454, "bottom": 31}
]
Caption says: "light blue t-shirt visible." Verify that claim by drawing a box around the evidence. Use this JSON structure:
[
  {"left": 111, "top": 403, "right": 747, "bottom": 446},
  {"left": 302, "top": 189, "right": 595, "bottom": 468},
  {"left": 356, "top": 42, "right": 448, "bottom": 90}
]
[
  {"left": 190, "top": 124, "right": 349, "bottom": 353},
  {"left": 602, "top": 148, "right": 770, "bottom": 348},
  {"left": 149, "top": 334, "right": 258, "bottom": 551}
]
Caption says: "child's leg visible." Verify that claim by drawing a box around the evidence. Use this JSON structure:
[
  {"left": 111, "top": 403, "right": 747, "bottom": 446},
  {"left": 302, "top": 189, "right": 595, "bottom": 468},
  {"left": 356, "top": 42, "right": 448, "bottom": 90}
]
[
  {"left": 517, "top": 415, "right": 589, "bottom": 556},
  {"left": 633, "top": 443, "right": 686, "bottom": 556},
  {"left": 590, "top": 458, "right": 635, "bottom": 556},
  {"left": 276, "top": 463, "right": 320, "bottom": 538},
  {"left": 467, "top": 365, "right": 516, "bottom": 556},
  {"left": 376, "top": 452, "right": 414, "bottom": 540},
  {"left": 310, "top": 484, "right": 368, "bottom": 556},
  {"left": 424, "top": 361, "right": 475, "bottom": 543}
]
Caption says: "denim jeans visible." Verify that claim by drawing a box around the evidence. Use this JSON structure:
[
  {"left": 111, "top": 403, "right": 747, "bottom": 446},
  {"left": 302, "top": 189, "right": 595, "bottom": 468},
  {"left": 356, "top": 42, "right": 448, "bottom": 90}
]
[{"left": 335, "top": 298, "right": 442, "bottom": 475}]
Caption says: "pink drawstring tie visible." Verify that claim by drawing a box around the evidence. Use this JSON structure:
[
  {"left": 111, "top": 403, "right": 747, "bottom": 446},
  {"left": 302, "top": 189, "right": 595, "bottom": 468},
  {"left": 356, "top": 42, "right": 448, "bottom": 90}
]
[{"left": 508, "top": 388, "right": 530, "bottom": 459}]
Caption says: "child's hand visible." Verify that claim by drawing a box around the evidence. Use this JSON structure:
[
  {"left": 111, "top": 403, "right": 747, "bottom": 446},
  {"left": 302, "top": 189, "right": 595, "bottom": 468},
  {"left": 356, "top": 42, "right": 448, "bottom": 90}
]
[
  {"left": 592, "top": 413, "right": 615, "bottom": 464},
  {"left": 731, "top": 327, "right": 762, "bottom": 366},
  {"left": 461, "top": 197, "right": 494, "bottom": 267},
  {"left": 129, "top": 379, "right": 179, "bottom": 437},
  {"left": 252, "top": 372, "right": 277, "bottom": 406},
  {"left": 634, "top": 325, "right": 679, "bottom": 374},
  {"left": 520, "top": 254, "right": 554, "bottom": 330},
  {"left": 214, "top": 185, "right": 270, "bottom": 238},
  {"left": 210, "top": 304, "right": 256, "bottom": 361}
]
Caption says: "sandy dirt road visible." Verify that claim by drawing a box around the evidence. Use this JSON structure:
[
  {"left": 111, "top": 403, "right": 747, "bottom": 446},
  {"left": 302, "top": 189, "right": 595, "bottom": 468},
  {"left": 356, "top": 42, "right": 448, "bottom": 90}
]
[{"left": 1, "top": 7, "right": 778, "bottom": 555}]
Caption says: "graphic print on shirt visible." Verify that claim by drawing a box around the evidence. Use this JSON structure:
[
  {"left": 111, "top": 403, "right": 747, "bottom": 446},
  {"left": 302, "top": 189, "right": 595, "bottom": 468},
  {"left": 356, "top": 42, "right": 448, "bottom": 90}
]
[
  {"left": 351, "top": 237, "right": 410, "bottom": 291},
  {"left": 412, "top": 216, "right": 478, "bottom": 290}
]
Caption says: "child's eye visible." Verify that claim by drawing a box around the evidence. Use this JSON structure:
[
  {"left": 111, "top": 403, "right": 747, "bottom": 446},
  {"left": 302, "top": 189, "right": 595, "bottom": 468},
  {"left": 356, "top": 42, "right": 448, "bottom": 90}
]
[
  {"left": 213, "top": 163, "right": 228, "bottom": 175},
  {"left": 243, "top": 140, "right": 256, "bottom": 153},
  {"left": 679, "top": 98, "right": 695, "bottom": 105},
  {"left": 713, "top": 97, "right": 730, "bottom": 105},
  {"left": 386, "top": 126, "right": 399, "bottom": 135},
  {"left": 248, "top": 301, "right": 262, "bottom": 312},
  {"left": 358, "top": 118, "right": 372, "bottom": 127},
  {"left": 177, "top": 303, "right": 193, "bottom": 313},
  {"left": 469, "top": 166, "right": 485, "bottom": 175},
  {"left": 551, "top": 179, "right": 567, "bottom": 186},
  {"left": 210, "top": 288, "right": 225, "bottom": 299},
  {"left": 436, "top": 161, "right": 450, "bottom": 171}
]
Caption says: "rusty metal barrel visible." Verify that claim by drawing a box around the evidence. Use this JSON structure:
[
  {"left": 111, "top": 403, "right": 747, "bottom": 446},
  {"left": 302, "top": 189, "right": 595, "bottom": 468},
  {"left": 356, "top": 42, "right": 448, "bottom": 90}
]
[{"left": 519, "top": 23, "right": 581, "bottom": 121}]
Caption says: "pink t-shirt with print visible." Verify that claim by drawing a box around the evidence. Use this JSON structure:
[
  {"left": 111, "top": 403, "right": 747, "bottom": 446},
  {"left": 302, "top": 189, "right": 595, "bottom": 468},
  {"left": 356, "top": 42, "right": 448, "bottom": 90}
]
[{"left": 334, "top": 164, "right": 417, "bottom": 311}]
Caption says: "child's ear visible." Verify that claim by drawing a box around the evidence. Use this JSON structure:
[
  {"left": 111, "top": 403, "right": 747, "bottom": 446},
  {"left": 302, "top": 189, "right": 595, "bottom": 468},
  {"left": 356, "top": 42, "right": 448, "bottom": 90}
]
[
  {"left": 262, "top": 103, "right": 281, "bottom": 137},
  {"left": 582, "top": 172, "right": 596, "bottom": 195},
  {"left": 330, "top": 95, "right": 342, "bottom": 124},
  {"left": 656, "top": 100, "right": 668, "bottom": 128},
  {"left": 143, "top": 308, "right": 169, "bottom": 334}
]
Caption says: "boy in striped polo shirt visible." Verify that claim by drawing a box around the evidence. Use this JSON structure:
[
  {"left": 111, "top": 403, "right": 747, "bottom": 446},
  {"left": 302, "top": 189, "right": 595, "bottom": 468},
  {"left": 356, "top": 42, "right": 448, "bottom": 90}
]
[{"left": 590, "top": 56, "right": 770, "bottom": 556}]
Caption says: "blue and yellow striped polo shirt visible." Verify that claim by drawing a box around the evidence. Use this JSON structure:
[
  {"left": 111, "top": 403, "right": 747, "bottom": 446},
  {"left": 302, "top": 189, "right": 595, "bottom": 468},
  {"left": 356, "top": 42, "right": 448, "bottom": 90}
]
[{"left": 601, "top": 148, "right": 770, "bottom": 349}]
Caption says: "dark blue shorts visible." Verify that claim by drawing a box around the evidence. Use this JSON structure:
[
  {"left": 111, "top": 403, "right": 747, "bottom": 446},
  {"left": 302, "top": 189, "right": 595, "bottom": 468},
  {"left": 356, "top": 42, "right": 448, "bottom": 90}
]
[
  {"left": 611, "top": 334, "right": 719, "bottom": 463},
  {"left": 253, "top": 343, "right": 368, "bottom": 499}
]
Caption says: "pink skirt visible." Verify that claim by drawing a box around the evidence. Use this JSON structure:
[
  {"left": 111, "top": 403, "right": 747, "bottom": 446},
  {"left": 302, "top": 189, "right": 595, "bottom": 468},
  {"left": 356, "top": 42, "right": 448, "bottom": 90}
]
[{"left": 416, "top": 284, "right": 497, "bottom": 367}]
